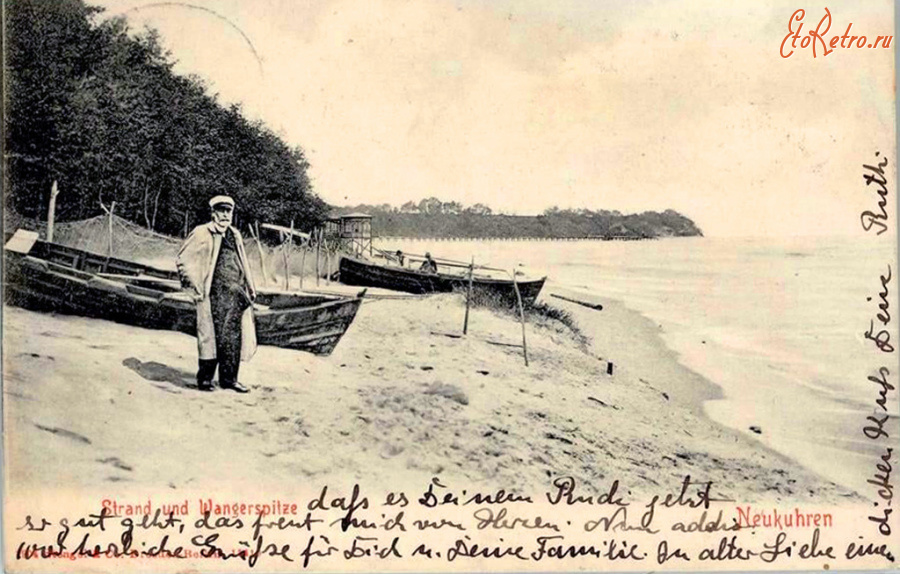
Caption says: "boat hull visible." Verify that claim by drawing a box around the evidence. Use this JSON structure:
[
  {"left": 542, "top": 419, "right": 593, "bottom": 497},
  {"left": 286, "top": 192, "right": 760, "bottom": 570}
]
[
  {"left": 4, "top": 241, "right": 363, "bottom": 356},
  {"left": 338, "top": 256, "right": 545, "bottom": 307}
]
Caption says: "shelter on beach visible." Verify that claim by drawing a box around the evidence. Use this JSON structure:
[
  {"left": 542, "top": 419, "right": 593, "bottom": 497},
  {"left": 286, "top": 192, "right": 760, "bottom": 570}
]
[{"left": 323, "top": 213, "right": 372, "bottom": 258}]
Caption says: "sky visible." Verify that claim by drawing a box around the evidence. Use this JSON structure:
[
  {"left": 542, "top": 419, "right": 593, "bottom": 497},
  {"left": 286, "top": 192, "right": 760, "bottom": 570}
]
[{"left": 90, "top": 0, "right": 895, "bottom": 236}]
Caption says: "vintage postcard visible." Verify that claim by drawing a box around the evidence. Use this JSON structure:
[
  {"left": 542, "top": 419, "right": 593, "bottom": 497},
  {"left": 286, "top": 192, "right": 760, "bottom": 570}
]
[{"left": 2, "top": 0, "right": 897, "bottom": 571}]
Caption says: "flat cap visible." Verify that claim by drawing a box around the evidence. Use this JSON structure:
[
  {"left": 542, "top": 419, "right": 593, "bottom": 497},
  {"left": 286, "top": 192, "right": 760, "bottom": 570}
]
[{"left": 209, "top": 195, "right": 235, "bottom": 208}]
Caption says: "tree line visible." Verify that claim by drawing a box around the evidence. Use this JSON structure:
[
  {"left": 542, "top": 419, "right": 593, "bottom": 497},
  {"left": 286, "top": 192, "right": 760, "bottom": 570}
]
[
  {"left": 332, "top": 201, "right": 703, "bottom": 239},
  {"left": 5, "top": 0, "right": 328, "bottom": 237}
]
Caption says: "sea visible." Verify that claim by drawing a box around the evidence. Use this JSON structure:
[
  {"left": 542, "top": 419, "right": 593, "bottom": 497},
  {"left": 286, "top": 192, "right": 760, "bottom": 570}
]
[{"left": 377, "top": 235, "right": 899, "bottom": 497}]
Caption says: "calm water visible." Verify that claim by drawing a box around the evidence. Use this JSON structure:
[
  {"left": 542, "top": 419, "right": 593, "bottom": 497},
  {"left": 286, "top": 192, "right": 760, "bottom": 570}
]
[{"left": 378, "top": 236, "right": 898, "bottom": 495}]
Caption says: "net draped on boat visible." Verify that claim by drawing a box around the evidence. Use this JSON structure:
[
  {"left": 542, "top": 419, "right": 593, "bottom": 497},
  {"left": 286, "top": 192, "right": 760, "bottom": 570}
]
[{"left": 5, "top": 213, "right": 340, "bottom": 285}]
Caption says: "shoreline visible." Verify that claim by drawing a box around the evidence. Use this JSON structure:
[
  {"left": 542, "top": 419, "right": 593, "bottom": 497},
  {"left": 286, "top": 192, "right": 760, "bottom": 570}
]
[
  {"left": 3, "top": 286, "right": 856, "bottom": 504},
  {"left": 543, "top": 284, "right": 724, "bottom": 415},
  {"left": 545, "top": 282, "right": 871, "bottom": 498}
]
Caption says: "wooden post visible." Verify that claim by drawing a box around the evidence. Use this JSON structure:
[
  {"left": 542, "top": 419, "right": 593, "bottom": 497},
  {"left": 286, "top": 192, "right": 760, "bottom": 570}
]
[
  {"left": 299, "top": 238, "right": 308, "bottom": 290},
  {"left": 511, "top": 268, "right": 529, "bottom": 366},
  {"left": 286, "top": 220, "right": 295, "bottom": 290},
  {"left": 47, "top": 180, "right": 59, "bottom": 243},
  {"left": 107, "top": 201, "right": 116, "bottom": 257},
  {"left": 324, "top": 238, "right": 331, "bottom": 285},
  {"left": 250, "top": 222, "right": 268, "bottom": 287},
  {"left": 183, "top": 211, "right": 189, "bottom": 238},
  {"left": 315, "top": 228, "right": 321, "bottom": 287},
  {"left": 463, "top": 256, "right": 474, "bottom": 335},
  {"left": 281, "top": 231, "right": 290, "bottom": 291}
]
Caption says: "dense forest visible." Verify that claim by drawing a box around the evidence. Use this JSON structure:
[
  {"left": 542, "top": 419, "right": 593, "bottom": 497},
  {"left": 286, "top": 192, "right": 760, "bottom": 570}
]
[
  {"left": 332, "top": 200, "right": 703, "bottom": 239},
  {"left": 4, "top": 0, "right": 328, "bottom": 236}
]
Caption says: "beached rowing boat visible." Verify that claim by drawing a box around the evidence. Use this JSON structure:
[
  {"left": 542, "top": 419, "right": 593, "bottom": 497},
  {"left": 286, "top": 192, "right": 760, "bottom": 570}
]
[
  {"left": 4, "top": 235, "right": 364, "bottom": 355},
  {"left": 338, "top": 255, "right": 546, "bottom": 307}
]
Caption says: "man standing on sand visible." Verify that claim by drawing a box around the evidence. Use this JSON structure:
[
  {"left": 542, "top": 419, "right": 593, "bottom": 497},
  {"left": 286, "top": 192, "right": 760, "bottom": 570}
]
[{"left": 177, "top": 196, "right": 257, "bottom": 393}]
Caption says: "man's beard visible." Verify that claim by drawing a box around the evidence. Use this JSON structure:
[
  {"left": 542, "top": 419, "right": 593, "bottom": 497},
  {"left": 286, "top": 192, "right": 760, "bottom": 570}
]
[{"left": 212, "top": 216, "right": 231, "bottom": 232}]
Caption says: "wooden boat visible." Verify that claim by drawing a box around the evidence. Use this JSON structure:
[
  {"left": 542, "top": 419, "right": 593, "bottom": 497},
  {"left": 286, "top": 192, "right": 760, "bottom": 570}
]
[
  {"left": 4, "top": 235, "right": 364, "bottom": 356},
  {"left": 339, "top": 255, "right": 545, "bottom": 307}
]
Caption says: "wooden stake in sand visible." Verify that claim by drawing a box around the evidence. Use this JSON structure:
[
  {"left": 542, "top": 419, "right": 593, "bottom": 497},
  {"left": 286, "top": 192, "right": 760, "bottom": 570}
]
[
  {"left": 47, "top": 180, "right": 59, "bottom": 243},
  {"left": 463, "top": 256, "right": 474, "bottom": 335},
  {"left": 511, "top": 268, "right": 529, "bottom": 366}
]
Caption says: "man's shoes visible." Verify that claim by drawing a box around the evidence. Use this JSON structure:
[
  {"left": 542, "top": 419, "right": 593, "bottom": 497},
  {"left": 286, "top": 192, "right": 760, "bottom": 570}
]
[
  {"left": 197, "top": 381, "right": 214, "bottom": 392},
  {"left": 221, "top": 382, "right": 250, "bottom": 394}
]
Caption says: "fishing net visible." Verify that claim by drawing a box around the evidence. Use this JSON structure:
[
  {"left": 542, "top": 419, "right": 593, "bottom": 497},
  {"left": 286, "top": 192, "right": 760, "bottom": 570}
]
[
  {"left": 249, "top": 232, "right": 342, "bottom": 289},
  {"left": 5, "top": 212, "right": 340, "bottom": 286},
  {"left": 73, "top": 215, "right": 180, "bottom": 269}
]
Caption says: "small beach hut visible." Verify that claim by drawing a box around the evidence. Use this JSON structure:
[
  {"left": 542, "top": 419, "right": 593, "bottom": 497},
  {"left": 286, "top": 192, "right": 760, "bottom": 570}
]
[{"left": 324, "top": 213, "right": 373, "bottom": 258}]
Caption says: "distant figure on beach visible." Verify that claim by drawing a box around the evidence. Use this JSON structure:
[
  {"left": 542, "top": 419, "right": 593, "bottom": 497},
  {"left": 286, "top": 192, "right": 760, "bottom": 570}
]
[
  {"left": 177, "top": 195, "right": 257, "bottom": 393},
  {"left": 395, "top": 250, "right": 405, "bottom": 267},
  {"left": 419, "top": 252, "right": 438, "bottom": 274}
]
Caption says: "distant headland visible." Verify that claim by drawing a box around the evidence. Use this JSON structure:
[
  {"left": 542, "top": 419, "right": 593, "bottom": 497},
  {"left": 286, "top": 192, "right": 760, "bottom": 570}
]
[{"left": 331, "top": 200, "right": 703, "bottom": 240}]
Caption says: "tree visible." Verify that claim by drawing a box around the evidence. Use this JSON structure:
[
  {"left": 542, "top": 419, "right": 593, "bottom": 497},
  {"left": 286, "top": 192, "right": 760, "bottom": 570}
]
[
  {"left": 5, "top": 0, "right": 105, "bottom": 218},
  {"left": 466, "top": 203, "right": 493, "bottom": 216},
  {"left": 542, "top": 206, "right": 560, "bottom": 216},
  {"left": 441, "top": 201, "right": 463, "bottom": 215},
  {"left": 418, "top": 197, "right": 443, "bottom": 215},
  {"left": 5, "top": 0, "right": 327, "bottom": 235}
]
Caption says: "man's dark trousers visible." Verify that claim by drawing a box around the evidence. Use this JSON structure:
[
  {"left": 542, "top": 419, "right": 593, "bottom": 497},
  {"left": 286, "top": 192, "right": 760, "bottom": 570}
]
[{"left": 197, "top": 229, "right": 250, "bottom": 386}]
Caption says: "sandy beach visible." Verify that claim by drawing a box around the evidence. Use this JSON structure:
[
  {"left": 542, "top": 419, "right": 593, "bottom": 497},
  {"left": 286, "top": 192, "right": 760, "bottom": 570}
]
[{"left": 3, "top": 286, "right": 856, "bottom": 505}]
